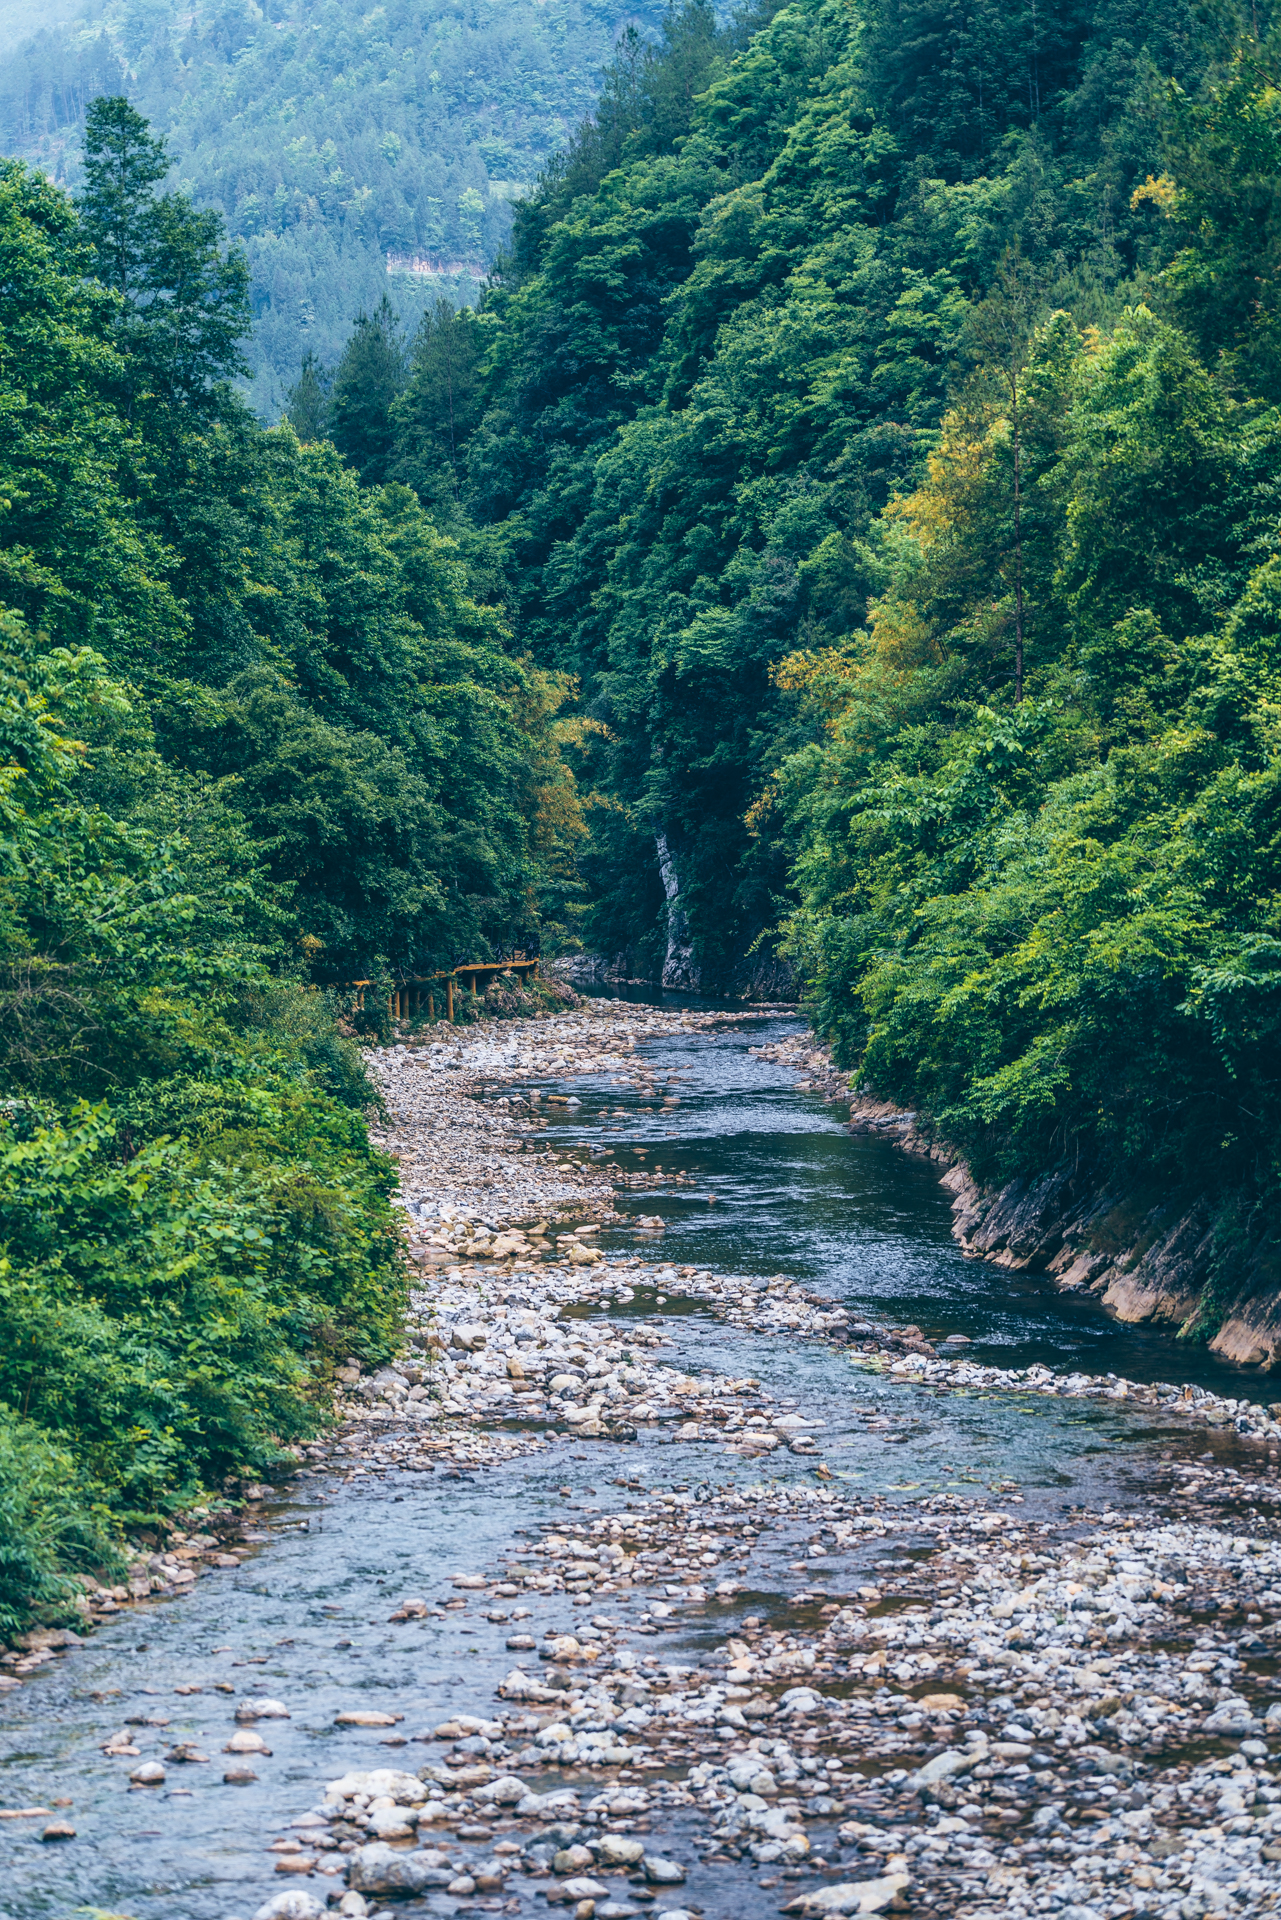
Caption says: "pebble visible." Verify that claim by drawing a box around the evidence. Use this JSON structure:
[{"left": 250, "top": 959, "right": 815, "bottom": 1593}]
[
  {"left": 268, "top": 1450, "right": 1281, "bottom": 1920},
  {"left": 225, "top": 1729, "right": 272, "bottom": 1754},
  {"left": 251, "top": 1894, "right": 326, "bottom": 1920},
  {"left": 341, "top": 1010, "right": 1281, "bottom": 1476}
]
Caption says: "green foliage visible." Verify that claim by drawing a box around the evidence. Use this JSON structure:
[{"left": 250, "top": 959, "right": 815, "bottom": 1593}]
[
  {"left": 5, "top": 120, "right": 590, "bottom": 983},
  {"left": 391, "top": 298, "right": 487, "bottom": 518},
  {"left": 0, "top": 633, "right": 406, "bottom": 1570},
  {"left": 77, "top": 95, "right": 253, "bottom": 445},
  {"left": 0, "top": 106, "right": 589, "bottom": 1633},
  {"left": 286, "top": 351, "right": 332, "bottom": 443},
  {"left": 330, "top": 295, "right": 407, "bottom": 487},
  {"left": 0, "top": 156, "right": 184, "bottom": 660},
  {"left": 397, "top": 0, "right": 1281, "bottom": 1309},
  {"left": 1159, "top": 31, "right": 1281, "bottom": 401},
  {"left": 0, "top": 1404, "right": 120, "bottom": 1636},
  {"left": 775, "top": 298, "right": 1281, "bottom": 1254},
  {"left": 0, "top": 1090, "right": 403, "bottom": 1516},
  {"left": 447, "top": 0, "right": 1207, "bottom": 984},
  {"left": 0, "top": 0, "right": 670, "bottom": 414}
]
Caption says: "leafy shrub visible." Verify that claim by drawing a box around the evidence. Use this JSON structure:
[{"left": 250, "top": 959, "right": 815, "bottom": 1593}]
[
  {"left": 0, "top": 1403, "right": 120, "bottom": 1638},
  {"left": 0, "top": 1096, "right": 404, "bottom": 1521}
]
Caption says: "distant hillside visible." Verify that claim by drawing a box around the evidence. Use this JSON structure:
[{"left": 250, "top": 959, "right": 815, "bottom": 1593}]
[
  {"left": 0, "top": 0, "right": 662, "bottom": 413},
  {"left": 0, "top": 0, "right": 85, "bottom": 54}
]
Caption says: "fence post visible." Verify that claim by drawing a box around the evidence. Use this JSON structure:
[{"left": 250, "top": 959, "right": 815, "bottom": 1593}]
[{"left": 447, "top": 976, "right": 455, "bottom": 1023}]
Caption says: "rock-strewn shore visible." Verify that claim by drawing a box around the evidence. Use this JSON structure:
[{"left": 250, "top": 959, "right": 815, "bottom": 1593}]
[
  {"left": 230, "top": 1005, "right": 1281, "bottom": 1920},
  {"left": 248, "top": 1431, "right": 1281, "bottom": 1920},
  {"left": 14, "top": 1000, "right": 1281, "bottom": 1920}
]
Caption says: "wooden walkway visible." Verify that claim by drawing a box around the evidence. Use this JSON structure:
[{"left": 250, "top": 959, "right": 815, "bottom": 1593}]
[{"left": 341, "top": 957, "right": 539, "bottom": 1023}]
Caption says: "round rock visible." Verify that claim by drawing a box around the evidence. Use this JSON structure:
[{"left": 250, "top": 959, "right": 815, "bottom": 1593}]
[
  {"left": 642, "top": 1856, "right": 687, "bottom": 1886},
  {"left": 252, "top": 1894, "right": 327, "bottom": 1920}
]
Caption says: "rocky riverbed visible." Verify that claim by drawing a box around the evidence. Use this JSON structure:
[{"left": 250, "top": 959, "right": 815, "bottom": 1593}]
[{"left": 6, "top": 1000, "right": 1281, "bottom": 1920}]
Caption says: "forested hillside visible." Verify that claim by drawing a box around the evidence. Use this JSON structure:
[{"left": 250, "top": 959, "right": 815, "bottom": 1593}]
[
  {"left": 437, "top": 0, "right": 1217, "bottom": 990},
  {"left": 344, "top": 0, "right": 1281, "bottom": 1319},
  {"left": 0, "top": 0, "right": 665, "bottom": 412},
  {"left": 10, "top": 0, "right": 1281, "bottom": 1630},
  {"left": 0, "top": 96, "right": 585, "bottom": 1624}
]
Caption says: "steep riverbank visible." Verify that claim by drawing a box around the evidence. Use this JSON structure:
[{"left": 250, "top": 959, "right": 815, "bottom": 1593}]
[
  {"left": 746, "top": 1034, "right": 1281, "bottom": 1378},
  {"left": 6, "top": 1002, "right": 1281, "bottom": 1920}
]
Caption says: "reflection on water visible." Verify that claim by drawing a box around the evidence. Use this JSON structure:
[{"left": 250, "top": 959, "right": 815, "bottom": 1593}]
[{"left": 556, "top": 1005, "right": 1250, "bottom": 1392}]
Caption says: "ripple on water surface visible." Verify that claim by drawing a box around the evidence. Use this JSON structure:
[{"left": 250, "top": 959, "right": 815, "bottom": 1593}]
[{"left": 556, "top": 1007, "right": 1256, "bottom": 1389}]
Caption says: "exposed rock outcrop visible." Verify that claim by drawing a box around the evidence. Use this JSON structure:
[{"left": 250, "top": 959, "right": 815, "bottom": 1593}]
[
  {"left": 846, "top": 1100, "right": 1281, "bottom": 1370},
  {"left": 655, "top": 830, "right": 699, "bottom": 991}
]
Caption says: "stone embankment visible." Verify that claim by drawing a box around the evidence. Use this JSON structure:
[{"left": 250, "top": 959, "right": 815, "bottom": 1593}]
[{"left": 747, "top": 1034, "right": 1281, "bottom": 1375}]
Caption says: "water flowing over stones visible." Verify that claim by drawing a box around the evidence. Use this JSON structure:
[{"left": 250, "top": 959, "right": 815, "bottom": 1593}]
[{"left": 4, "top": 999, "right": 1281, "bottom": 1920}]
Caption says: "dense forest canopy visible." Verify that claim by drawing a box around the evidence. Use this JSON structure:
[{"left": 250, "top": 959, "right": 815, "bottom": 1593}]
[
  {"left": 8, "top": 0, "right": 1281, "bottom": 1624},
  {"left": 0, "top": 91, "right": 585, "bottom": 1624},
  {"left": 428, "top": 0, "right": 1217, "bottom": 982},
  {"left": 0, "top": 0, "right": 669, "bottom": 412},
  {"left": 354, "top": 0, "right": 1281, "bottom": 1304}
]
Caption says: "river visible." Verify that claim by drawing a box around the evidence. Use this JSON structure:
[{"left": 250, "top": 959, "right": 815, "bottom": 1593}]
[{"left": 0, "top": 1004, "right": 1264, "bottom": 1920}]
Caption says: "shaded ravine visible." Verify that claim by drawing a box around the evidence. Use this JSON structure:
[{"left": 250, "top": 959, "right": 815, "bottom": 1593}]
[{"left": 0, "top": 1007, "right": 1262, "bottom": 1920}]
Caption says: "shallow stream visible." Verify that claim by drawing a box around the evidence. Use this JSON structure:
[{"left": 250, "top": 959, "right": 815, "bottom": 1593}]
[{"left": 0, "top": 1006, "right": 1258, "bottom": 1919}]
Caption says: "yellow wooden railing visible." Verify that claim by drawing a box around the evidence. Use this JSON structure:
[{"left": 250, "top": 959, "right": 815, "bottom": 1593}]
[{"left": 340, "top": 955, "right": 539, "bottom": 1023}]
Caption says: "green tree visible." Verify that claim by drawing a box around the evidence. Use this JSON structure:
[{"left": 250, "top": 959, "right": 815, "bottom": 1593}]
[
  {"left": 391, "top": 298, "right": 485, "bottom": 514},
  {"left": 77, "top": 91, "right": 168, "bottom": 296},
  {"left": 77, "top": 95, "right": 251, "bottom": 426},
  {"left": 966, "top": 251, "right": 1049, "bottom": 701},
  {"left": 0, "top": 105, "right": 601, "bottom": 1639},
  {"left": 329, "top": 293, "right": 408, "bottom": 487},
  {"left": 1159, "top": 36, "right": 1281, "bottom": 401},
  {"left": 285, "top": 349, "right": 332, "bottom": 441},
  {"left": 0, "top": 624, "right": 404, "bottom": 1555},
  {"left": 0, "top": 156, "right": 185, "bottom": 659}
]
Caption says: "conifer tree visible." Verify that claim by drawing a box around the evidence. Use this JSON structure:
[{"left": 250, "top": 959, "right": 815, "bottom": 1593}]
[
  {"left": 285, "top": 350, "right": 332, "bottom": 442},
  {"left": 391, "top": 298, "right": 484, "bottom": 511},
  {"left": 77, "top": 92, "right": 167, "bottom": 297},
  {"left": 77, "top": 95, "right": 251, "bottom": 430},
  {"left": 328, "top": 294, "right": 407, "bottom": 487}
]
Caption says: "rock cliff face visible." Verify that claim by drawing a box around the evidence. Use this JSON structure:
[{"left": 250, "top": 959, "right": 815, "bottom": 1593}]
[
  {"left": 655, "top": 831, "right": 700, "bottom": 991},
  {"left": 847, "top": 1096, "right": 1281, "bottom": 1372},
  {"left": 545, "top": 947, "right": 797, "bottom": 1000}
]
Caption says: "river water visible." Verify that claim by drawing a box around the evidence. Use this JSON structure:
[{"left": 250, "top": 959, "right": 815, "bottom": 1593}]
[{"left": 0, "top": 1007, "right": 1255, "bottom": 1920}]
